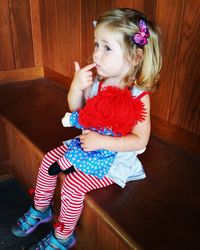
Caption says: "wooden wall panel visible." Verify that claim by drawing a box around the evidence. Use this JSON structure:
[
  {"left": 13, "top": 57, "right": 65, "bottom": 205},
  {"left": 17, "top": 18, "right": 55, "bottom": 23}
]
[
  {"left": 0, "top": 117, "right": 10, "bottom": 164},
  {"left": 53, "top": 0, "right": 69, "bottom": 75},
  {"left": 151, "top": 0, "right": 185, "bottom": 120},
  {"left": 133, "top": 0, "right": 156, "bottom": 22},
  {"left": 40, "top": 0, "right": 81, "bottom": 77},
  {"left": 9, "top": 0, "right": 34, "bottom": 68},
  {"left": 77, "top": 201, "right": 134, "bottom": 250},
  {"left": 95, "top": 0, "right": 112, "bottom": 17},
  {"left": 0, "top": 67, "right": 43, "bottom": 84},
  {"left": 169, "top": 0, "right": 200, "bottom": 133},
  {"left": 111, "top": 0, "right": 134, "bottom": 9},
  {"left": 1, "top": 0, "right": 199, "bottom": 135},
  {"left": 4, "top": 118, "right": 43, "bottom": 187},
  {"left": 196, "top": 117, "right": 200, "bottom": 135},
  {"left": 0, "top": 0, "right": 15, "bottom": 70},
  {"left": 29, "top": 0, "right": 43, "bottom": 66},
  {"left": 39, "top": 0, "right": 49, "bottom": 69},
  {"left": 39, "top": 0, "right": 200, "bottom": 136},
  {"left": 65, "top": 0, "right": 81, "bottom": 76},
  {"left": 6, "top": 124, "right": 32, "bottom": 185},
  {"left": 80, "top": 0, "right": 96, "bottom": 67},
  {"left": 39, "top": 0, "right": 58, "bottom": 71},
  {"left": 0, "top": 0, "right": 43, "bottom": 75}
]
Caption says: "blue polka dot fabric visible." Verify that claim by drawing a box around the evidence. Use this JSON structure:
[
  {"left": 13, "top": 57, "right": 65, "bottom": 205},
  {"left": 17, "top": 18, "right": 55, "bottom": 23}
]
[
  {"left": 64, "top": 137, "right": 116, "bottom": 179},
  {"left": 69, "top": 111, "right": 82, "bottom": 129},
  {"left": 64, "top": 111, "right": 116, "bottom": 179}
]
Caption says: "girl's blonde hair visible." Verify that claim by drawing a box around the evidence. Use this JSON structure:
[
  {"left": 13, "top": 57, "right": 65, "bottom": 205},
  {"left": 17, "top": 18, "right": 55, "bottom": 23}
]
[{"left": 96, "top": 8, "right": 162, "bottom": 91}]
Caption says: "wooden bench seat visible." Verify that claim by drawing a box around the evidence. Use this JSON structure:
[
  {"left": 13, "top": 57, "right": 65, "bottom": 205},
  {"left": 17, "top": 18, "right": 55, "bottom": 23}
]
[{"left": 0, "top": 78, "right": 200, "bottom": 250}]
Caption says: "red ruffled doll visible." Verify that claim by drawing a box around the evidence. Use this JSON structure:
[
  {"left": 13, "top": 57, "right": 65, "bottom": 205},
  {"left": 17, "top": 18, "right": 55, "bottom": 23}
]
[{"left": 49, "top": 86, "right": 146, "bottom": 179}]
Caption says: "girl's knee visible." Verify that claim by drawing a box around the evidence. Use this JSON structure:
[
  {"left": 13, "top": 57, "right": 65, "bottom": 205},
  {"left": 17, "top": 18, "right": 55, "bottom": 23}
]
[{"left": 61, "top": 177, "right": 85, "bottom": 198}]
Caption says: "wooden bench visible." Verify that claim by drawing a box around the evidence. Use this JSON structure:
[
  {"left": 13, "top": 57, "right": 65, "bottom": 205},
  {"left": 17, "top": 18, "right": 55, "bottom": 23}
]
[{"left": 0, "top": 78, "right": 200, "bottom": 250}]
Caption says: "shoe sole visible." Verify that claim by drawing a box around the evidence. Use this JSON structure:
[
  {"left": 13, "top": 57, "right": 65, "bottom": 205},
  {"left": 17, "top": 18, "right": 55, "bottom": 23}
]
[
  {"left": 12, "top": 214, "right": 53, "bottom": 237},
  {"left": 28, "top": 233, "right": 77, "bottom": 250},
  {"left": 68, "top": 236, "right": 77, "bottom": 249}
]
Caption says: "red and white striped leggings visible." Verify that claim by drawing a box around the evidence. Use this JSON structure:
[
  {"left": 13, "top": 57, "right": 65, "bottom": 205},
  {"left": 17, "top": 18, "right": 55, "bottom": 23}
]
[{"left": 34, "top": 144, "right": 113, "bottom": 238}]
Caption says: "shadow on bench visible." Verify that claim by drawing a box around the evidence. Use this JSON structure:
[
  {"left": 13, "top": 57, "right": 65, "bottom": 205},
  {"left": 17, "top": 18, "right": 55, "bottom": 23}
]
[{"left": 0, "top": 78, "right": 200, "bottom": 250}]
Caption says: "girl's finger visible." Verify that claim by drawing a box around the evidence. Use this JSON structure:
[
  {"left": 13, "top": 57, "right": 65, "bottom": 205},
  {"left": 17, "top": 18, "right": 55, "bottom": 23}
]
[
  {"left": 87, "top": 71, "right": 93, "bottom": 76},
  {"left": 82, "top": 130, "right": 90, "bottom": 134},
  {"left": 74, "top": 61, "right": 80, "bottom": 72},
  {"left": 82, "top": 63, "right": 96, "bottom": 72},
  {"left": 87, "top": 77, "right": 93, "bottom": 82}
]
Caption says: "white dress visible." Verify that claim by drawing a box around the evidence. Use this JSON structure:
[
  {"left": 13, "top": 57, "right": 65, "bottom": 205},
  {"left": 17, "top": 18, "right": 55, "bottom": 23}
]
[{"left": 89, "top": 80, "right": 146, "bottom": 188}]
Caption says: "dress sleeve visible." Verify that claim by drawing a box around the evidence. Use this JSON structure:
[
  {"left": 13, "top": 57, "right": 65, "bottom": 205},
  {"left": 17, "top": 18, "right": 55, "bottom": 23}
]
[
  {"left": 88, "top": 80, "right": 99, "bottom": 98},
  {"left": 70, "top": 111, "right": 84, "bottom": 130}
]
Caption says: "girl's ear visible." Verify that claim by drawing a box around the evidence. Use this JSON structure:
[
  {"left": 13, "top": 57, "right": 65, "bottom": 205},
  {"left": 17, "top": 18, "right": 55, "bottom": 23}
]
[{"left": 133, "top": 48, "right": 144, "bottom": 65}]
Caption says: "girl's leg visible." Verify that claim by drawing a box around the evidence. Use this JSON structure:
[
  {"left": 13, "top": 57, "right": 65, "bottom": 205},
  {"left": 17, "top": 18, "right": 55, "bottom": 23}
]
[
  {"left": 34, "top": 144, "right": 71, "bottom": 210},
  {"left": 55, "top": 170, "right": 114, "bottom": 239},
  {"left": 12, "top": 144, "right": 72, "bottom": 237}
]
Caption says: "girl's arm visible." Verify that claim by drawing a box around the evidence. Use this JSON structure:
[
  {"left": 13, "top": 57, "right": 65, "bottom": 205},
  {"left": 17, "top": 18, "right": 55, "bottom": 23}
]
[
  {"left": 79, "top": 94, "right": 151, "bottom": 152},
  {"left": 68, "top": 62, "right": 96, "bottom": 111}
]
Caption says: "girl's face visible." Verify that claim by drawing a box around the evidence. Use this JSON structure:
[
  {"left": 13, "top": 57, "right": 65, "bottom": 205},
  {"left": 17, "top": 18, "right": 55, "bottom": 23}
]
[{"left": 93, "top": 25, "right": 130, "bottom": 83}]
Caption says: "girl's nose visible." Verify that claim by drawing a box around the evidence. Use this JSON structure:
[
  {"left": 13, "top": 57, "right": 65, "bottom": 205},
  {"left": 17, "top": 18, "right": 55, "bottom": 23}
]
[{"left": 93, "top": 48, "right": 102, "bottom": 60}]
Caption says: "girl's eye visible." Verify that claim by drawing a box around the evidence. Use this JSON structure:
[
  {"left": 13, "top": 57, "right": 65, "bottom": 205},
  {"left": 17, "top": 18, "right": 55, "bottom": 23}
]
[
  {"left": 94, "top": 42, "right": 99, "bottom": 48},
  {"left": 104, "top": 45, "right": 111, "bottom": 51}
]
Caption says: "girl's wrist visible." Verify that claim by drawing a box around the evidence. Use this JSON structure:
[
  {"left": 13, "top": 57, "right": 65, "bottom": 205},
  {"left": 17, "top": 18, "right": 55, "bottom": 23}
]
[
  {"left": 70, "top": 81, "right": 83, "bottom": 93},
  {"left": 99, "top": 134, "right": 117, "bottom": 150}
]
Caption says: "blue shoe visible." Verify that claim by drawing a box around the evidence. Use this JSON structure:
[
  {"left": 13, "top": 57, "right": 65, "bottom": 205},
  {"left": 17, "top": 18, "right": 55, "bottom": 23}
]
[
  {"left": 12, "top": 206, "right": 53, "bottom": 237},
  {"left": 29, "top": 230, "right": 77, "bottom": 250}
]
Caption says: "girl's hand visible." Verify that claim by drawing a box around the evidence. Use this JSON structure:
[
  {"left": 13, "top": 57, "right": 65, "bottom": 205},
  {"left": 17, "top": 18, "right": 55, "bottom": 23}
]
[
  {"left": 72, "top": 62, "right": 96, "bottom": 91},
  {"left": 79, "top": 130, "right": 103, "bottom": 151}
]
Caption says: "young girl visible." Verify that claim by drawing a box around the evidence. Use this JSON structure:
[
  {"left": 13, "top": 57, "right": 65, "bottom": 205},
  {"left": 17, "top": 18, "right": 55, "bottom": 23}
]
[{"left": 12, "top": 8, "right": 162, "bottom": 250}]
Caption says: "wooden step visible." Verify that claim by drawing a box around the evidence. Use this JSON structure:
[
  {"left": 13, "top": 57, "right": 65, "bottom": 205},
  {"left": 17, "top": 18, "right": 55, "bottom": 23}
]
[{"left": 0, "top": 79, "right": 200, "bottom": 250}]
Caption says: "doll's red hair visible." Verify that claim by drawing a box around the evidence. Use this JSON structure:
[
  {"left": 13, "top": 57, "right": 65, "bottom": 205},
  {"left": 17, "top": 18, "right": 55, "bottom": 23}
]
[{"left": 79, "top": 86, "right": 146, "bottom": 136}]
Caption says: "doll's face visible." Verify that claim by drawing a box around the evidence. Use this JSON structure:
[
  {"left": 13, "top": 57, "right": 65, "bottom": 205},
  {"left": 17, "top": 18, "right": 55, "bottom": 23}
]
[{"left": 93, "top": 24, "right": 130, "bottom": 83}]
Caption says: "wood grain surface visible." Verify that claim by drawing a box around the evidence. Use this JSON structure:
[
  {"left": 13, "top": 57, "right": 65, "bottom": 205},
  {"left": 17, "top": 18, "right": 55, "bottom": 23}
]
[{"left": 0, "top": 0, "right": 199, "bottom": 135}]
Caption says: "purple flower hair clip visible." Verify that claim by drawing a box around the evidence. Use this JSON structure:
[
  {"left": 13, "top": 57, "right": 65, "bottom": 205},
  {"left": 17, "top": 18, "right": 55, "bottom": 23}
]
[{"left": 132, "top": 19, "right": 150, "bottom": 46}]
